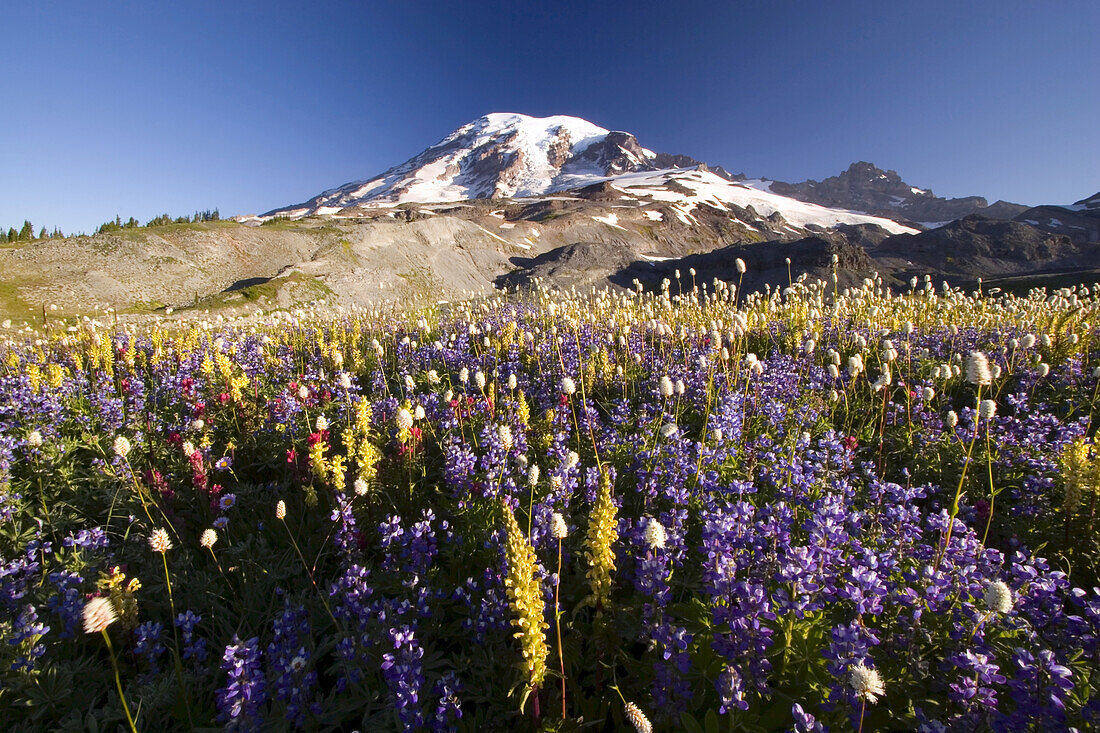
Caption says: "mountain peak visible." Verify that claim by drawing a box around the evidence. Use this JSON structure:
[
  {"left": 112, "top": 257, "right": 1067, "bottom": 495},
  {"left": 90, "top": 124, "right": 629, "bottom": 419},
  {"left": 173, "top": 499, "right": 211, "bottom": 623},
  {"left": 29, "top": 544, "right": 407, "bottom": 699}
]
[{"left": 266, "top": 113, "right": 684, "bottom": 217}]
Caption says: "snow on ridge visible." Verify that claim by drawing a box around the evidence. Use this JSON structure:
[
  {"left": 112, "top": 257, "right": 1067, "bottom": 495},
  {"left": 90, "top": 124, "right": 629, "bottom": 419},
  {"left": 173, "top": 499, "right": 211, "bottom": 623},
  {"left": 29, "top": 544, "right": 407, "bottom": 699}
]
[{"left": 601, "top": 168, "right": 918, "bottom": 235}]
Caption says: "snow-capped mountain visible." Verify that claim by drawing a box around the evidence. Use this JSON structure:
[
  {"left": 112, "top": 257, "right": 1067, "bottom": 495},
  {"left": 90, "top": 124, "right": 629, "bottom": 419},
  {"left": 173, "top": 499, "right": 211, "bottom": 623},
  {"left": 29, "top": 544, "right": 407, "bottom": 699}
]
[
  {"left": 266, "top": 113, "right": 707, "bottom": 217},
  {"left": 262, "top": 113, "right": 915, "bottom": 235}
]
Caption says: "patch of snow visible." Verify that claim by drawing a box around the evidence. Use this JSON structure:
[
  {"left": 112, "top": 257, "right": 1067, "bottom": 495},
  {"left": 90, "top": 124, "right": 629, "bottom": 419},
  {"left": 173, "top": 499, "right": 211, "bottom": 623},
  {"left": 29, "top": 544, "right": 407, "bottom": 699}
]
[
  {"left": 919, "top": 221, "right": 952, "bottom": 229},
  {"left": 740, "top": 179, "right": 774, "bottom": 193},
  {"left": 639, "top": 253, "right": 672, "bottom": 262},
  {"left": 592, "top": 213, "right": 626, "bottom": 230},
  {"left": 470, "top": 223, "right": 512, "bottom": 244},
  {"left": 1024, "top": 219, "right": 1041, "bottom": 226},
  {"left": 499, "top": 222, "right": 516, "bottom": 229},
  {"left": 910, "top": 187, "right": 929, "bottom": 195},
  {"left": 643, "top": 210, "right": 663, "bottom": 222},
  {"left": 1050, "top": 218, "right": 1063, "bottom": 227}
]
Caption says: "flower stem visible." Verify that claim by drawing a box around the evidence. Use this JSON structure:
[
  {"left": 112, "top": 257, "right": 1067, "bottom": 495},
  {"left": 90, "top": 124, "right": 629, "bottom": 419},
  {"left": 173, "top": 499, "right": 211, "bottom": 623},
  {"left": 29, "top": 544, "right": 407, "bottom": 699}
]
[{"left": 101, "top": 630, "right": 138, "bottom": 733}]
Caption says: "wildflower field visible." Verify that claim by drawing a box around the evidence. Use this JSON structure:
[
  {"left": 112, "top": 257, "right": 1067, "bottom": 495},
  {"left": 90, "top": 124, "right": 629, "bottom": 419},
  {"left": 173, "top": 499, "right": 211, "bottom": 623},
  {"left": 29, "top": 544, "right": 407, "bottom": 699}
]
[{"left": 2, "top": 272, "right": 1099, "bottom": 732}]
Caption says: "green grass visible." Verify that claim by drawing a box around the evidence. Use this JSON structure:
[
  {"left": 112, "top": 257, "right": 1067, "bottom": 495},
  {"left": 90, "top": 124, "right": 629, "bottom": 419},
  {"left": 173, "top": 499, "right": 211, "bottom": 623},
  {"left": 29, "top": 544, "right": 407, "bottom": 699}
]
[{"left": 182, "top": 272, "right": 334, "bottom": 313}]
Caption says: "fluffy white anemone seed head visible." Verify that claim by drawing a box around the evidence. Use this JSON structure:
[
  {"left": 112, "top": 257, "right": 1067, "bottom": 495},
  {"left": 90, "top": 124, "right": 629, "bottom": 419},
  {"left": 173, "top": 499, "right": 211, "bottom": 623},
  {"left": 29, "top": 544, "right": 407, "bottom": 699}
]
[
  {"left": 624, "top": 701, "right": 653, "bottom": 733},
  {"left": 848, "top": 663, "right": 885, "bottom": 703},
  {"left": 561, "top": 376, "right": 576, "bottom": 395},
  {"left": 966, "top": 351, "right": 992, "bottom": 386},
  {"left": 26, "top": 430, "right": 43, "bottom": 448},
  {"left": 946, "top": 410, "right": 959, "bottom": 427},
  {"left": 315, "top": 415, "right": 329, "bottom": 432},
  {"left": 113, "top": 436, "right": 131, "bottom": 458},
  {"left": 354, "top": 478, "right": 370, "bottom": 496},
  {"left": 984, "top": 580, "right": 1013, "bottom": 614},
  {"left": 550, "top": 512, "right": 568, "bottom": 540},
  {"left": 660, "top": 423, "right": 679, "bottom": 439},
  {"left": 659, "top": 376, "right": 674, "bottom": 398},
  {"left": 337, "top": 372, "right": 352, "bottom": 390},
  {"left": 507, "top": 373, "right": 517, "bottom": 390},
  {"left": 83, "top": 596, "right": 118, "bottom": 634},
  {"left": 149, "top": 528, "right": 173, "bottom": 553},
  {"left": 645, "top": 518, "right": 667, "bottom": 550},
  {"left": 735, "top": 258, "right": 747, "bottom": 274}
]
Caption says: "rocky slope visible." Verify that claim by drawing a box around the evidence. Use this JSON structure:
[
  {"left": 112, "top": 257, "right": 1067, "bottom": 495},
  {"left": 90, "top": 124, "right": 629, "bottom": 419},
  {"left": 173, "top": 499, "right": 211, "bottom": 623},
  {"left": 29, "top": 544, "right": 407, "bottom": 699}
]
[{"left": 766, "top": 161, "right": 1028, "bottom": 226}]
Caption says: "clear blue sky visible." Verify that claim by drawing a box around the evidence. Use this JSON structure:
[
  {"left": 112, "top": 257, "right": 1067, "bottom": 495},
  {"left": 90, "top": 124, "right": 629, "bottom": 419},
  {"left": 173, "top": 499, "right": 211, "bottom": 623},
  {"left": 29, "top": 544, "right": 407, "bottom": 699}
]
[{"left": 2, "top": 0, "right": 1096, "bottom": 234}]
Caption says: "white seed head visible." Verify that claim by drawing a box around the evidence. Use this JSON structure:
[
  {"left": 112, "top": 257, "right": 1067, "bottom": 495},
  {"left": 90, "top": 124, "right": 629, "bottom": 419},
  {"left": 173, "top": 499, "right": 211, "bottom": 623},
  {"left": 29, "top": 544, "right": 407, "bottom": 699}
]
[
  {"left": 659, "top": 375, "right": 674, "bottom": 398},
  {"left": 354, "top": 478, "right": 370, "bottom": 496},
  {"left": 660, "top": 423, "right": 679, "bottom": 439},
  {"left": 315, "top": 415, "right": 329, "bottom": 432},
  {"left": 561, "top": 376, "right": 576, "bottom": 395},
  {"left": 735, "top": 258, "right": 747, "bottom": 274},
  {"left": 1037, "top": 363, "right": 1050, "bottom": 378},
  {"left": 946, "top": 410, "right": 959, "bottom": 427},
  {"left": 966, "top": 351, "right": 992, "bottom": 386},
  {"left": 979, "top": 399, "right": 997, "bottom": 420},
  {"left": 26, "top": 430, "right": 43, "bottom": 448},
  {"left": 199, "top": 529, "right": 218, "bottom": 549},
  {"left": 82, "top": 597, "right": 118, "bottom": 634}
]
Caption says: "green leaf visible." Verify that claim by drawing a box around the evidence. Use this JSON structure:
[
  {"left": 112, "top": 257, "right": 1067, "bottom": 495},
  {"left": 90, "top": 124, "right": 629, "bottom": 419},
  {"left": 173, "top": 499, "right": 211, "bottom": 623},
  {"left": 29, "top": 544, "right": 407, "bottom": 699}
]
[
  {"left": 704, "top": 708, "right": 720, "bottom": 733},
  {"left": 679, "top": 712, "right": 705, "bottom": 733}
]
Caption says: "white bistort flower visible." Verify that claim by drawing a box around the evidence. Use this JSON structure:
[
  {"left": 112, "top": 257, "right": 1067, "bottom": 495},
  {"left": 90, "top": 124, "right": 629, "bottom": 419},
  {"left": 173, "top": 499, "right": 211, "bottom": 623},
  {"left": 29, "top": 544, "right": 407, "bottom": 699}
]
[
  {"left": 644, "top": 518, "right": 667, "bottom": 550},
  {"left": 984, "top": 580, "right": 1013, "bottom": 614},
  {"left": 550, "top": 512, "right": 568, "bottom": 540},
  {"left": 113, "top": 436, "right": 131, "bottom": 458},
  {"left": 396, "top": 408, "right": 414, "bottom": 430},
  {"left": 624, "top": 701, "right": 653, "bottom": 733},
  {"left": 848, "top": 663, "right": 885, "bottom": 703},
  {"left": 149, "top": 528, "right": 173, "bottom": 554}
]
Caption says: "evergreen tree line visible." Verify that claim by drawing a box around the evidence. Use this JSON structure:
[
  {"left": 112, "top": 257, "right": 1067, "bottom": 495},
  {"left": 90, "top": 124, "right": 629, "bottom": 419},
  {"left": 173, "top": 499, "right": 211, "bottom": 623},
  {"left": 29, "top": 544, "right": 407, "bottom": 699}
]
[
  {"left": 0, "top": 208, "right": 221, "bottom": 242},
  {"left": 0, "top": 220, "right": 62, "bottom": 243},
  {"left": 95, "top": 208, "right": 220, "bottom": 235}
]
